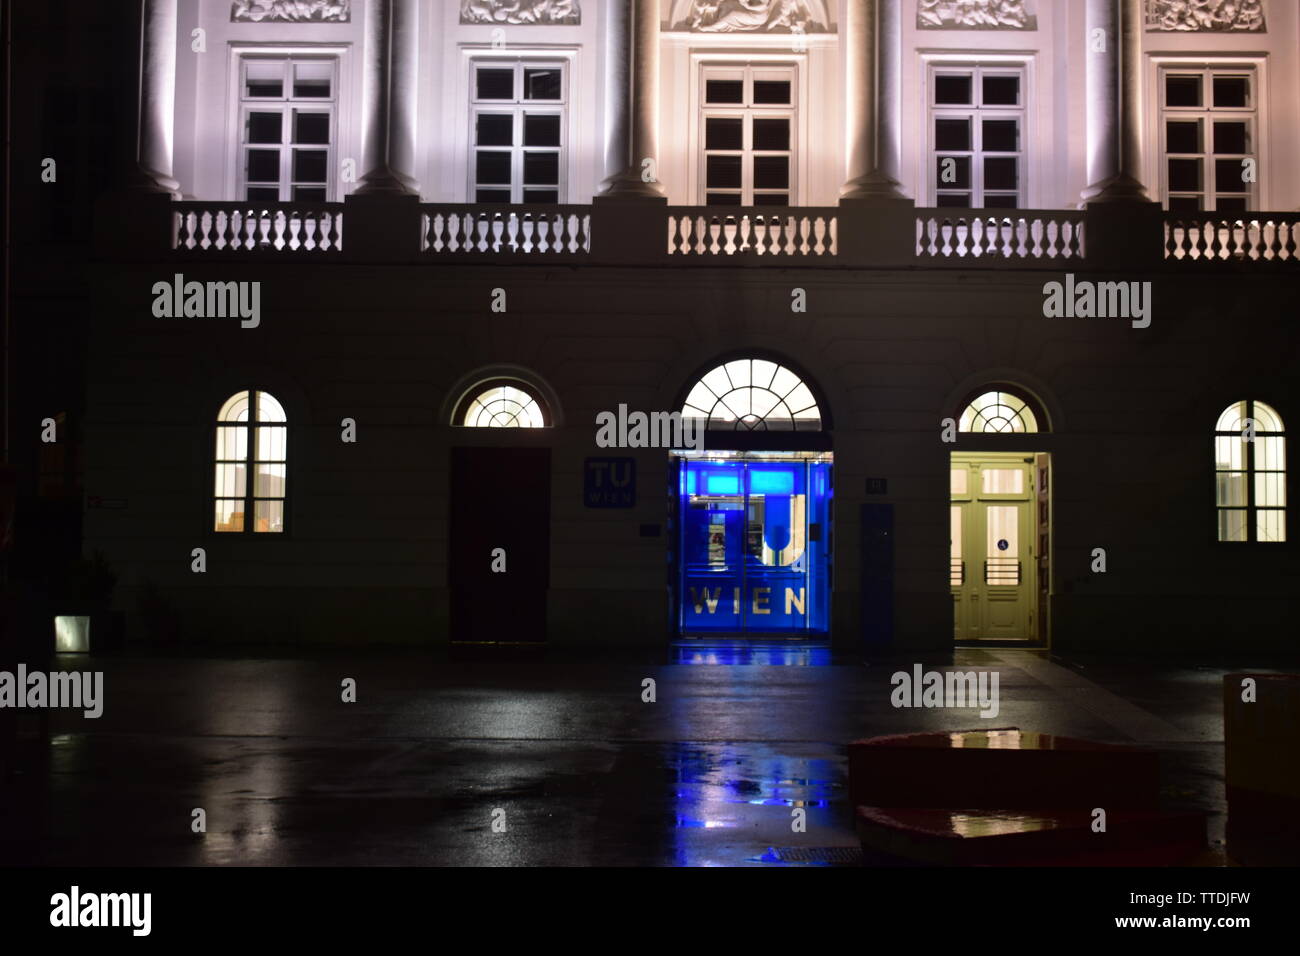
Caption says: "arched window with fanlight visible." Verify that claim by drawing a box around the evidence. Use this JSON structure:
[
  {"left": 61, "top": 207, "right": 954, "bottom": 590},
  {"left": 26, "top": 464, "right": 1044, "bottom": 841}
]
[
  {"left": 958, "top": 388, "right": 1041, "bottom": 433},
  {"left": 454, "top": 379, "right": 550, "bottom": 428},
  {"left": 214, "top": 390, "right": 287, "bottom": 533},
  {"left": 681, "top": 358, "right": 821, "bottom": 430},
  {"left": 1215, "top": 400, "right": 1285, "bottom": 543}
]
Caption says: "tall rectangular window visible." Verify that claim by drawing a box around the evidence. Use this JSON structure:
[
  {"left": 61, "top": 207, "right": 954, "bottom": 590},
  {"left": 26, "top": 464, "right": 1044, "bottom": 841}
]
[
  {"left": 1160, "top": 67, "right": 1256, "bottom": 213},
  {"left": 1215, "top": 401, "right": 1285, "bottom": 543},
  {"left": 214, "top": 390, "right": 287, "bottom": 534},
  {"left": 930, "top": 66, "right": 1025, "bottom": 208},
  {"left": 700, "top": 65, "right": 796, "bottom": 206},
  {"left": 240, "top": 57, "right": 336, "bottom": 202},
  {"left": 470, "top": 61, "right": 566, "bottom": 203}
]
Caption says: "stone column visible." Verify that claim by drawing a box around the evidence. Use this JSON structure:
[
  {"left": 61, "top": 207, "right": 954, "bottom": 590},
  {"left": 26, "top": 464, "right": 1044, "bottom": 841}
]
[
  {"left": 876, "top": 0, "right": 906, "bottom": 193},
  {"left": 840, "top": 0, "right": 906, "bottom": 202},
  {"left": 598, "top": 0, "right": 663, "bottom": 197},
  {"left": 134, "top": 0, "right": 180, "bottom": 195},
  {"left": 1081, "top": 0, "right": 1149, "bottom": 203},
  {"left": 598, "top": 0, "right": 632, "bottom": 193},
  {"left": 357, "top": 0, "right": 420, "bottom": 194}
]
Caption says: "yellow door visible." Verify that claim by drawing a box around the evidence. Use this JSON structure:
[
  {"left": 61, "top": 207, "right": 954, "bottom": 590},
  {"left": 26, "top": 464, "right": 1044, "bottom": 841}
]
[{"left": 951, "top": 454, "right": 1036, "bottom": 641}]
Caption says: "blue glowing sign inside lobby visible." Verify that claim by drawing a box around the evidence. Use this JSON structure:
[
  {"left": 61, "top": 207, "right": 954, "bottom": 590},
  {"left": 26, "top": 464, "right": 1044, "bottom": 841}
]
[{"left": 678, "top": 459, "right": 831, "bottom": 635}]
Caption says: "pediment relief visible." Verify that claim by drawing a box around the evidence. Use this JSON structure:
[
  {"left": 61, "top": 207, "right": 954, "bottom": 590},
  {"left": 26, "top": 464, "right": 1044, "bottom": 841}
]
[
  {"left": 231, "top": 1, "right": 351, "bottom": 22},
  {"left": 917, "top": 1, "right": 1035, "bottom": 30},
  {"left": 1145, "top": 0, "right": 1264, "bottom": 32},
  {"left": 671, "top": 1, "right": 831, "bottom": 35},
  {"left": 459, "top": 0, "right": 581, "bottom": 25}
]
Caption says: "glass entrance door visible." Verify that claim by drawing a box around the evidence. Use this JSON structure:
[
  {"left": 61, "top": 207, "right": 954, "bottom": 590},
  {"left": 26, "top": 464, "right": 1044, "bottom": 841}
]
[{"left": 678, "top": 456, "right": 831, "bottom": 636}]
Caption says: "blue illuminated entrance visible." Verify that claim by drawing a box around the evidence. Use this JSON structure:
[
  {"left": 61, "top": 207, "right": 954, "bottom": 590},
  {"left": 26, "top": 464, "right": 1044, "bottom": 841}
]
[{"left": 677, "top": 456, "right": 832, "bottom": 636}]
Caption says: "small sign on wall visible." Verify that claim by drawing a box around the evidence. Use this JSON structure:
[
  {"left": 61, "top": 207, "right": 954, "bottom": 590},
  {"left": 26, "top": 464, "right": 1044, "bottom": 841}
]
[
  {"left": 87, "top": 496, "right": 128, "bottom": 509},
  {"left": 584, "top": 457, "right": 636, "bottom": 508},
  {"left": 865, "top": 478, "right": 888, "bottom": 495}
]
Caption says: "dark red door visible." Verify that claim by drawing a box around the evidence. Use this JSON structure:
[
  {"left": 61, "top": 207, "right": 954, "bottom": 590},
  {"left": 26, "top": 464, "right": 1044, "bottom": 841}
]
[{"left": 448, "top": 447, "right": 551, "bottom": 642}]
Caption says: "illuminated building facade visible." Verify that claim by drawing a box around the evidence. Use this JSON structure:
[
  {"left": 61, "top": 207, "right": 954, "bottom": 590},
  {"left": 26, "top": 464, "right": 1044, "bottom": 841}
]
[{"left": 9, "top": 0, "right": 1298, "bottom": 653}]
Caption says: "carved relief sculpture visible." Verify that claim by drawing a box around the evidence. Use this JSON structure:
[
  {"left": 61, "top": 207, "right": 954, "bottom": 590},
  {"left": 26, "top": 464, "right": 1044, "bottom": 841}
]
[
  {"left": 231, "top": 0, "right": 351, "bottom": 22},
  {"left": 917, "top": 0, "right": 1033, "bottom": 30},
  {"left": 1145, "top": 0, "right": 1264, "bottom": 32},
  {"left": 676, "top": 0, "right": 829, "bottom": 34},
  {"left": 459, "top": 0, "right": 581, "bottom": 25}
]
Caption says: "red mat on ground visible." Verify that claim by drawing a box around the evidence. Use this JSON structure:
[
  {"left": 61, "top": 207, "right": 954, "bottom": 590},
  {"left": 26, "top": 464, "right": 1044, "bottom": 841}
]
[
  {"left": 848, "top": 728, "right": 1161, "bottom": 811},
  {"left": 856, "top": 806, "right": 1207, "bottom": 866}
]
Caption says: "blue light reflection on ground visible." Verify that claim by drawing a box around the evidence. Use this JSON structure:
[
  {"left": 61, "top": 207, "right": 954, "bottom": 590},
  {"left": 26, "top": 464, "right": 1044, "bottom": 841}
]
[
  {"left": 669, "top": 742, "right": 841, "bottom": 865},
  {"left": 670, "top": 640, "right": 832, "bottom": 666}
]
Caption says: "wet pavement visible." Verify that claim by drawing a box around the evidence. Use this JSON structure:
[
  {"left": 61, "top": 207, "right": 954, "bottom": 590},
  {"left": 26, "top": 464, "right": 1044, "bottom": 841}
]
[{"left": 1, "top": 643, "right": 1291, "bottom": 866}]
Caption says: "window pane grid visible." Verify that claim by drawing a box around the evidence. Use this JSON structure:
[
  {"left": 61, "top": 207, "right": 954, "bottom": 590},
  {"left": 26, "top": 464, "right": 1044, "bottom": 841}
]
[
  {"left": 931, "top": 66, "right": 1024, "bottom": 208},
  {"left": 701, "top": 66, "right": 795, "bottom": 206},
  {"left": 214, "top": 390, "right": 286, "bottom": 534},
  {"left": 471, "top": 62, "right": 566, "bottom": 204},
  {"left": 460, "top": 383, "right": 546, "bottom": 428},
  {"left": 240, "top": 57, "right": 335, "bottom": 203},
  {"left": 681, "top": 360, "right": 821, "bottom": 431},
  {"left": 1161, "top": 69, "right": 1255, "bottom": 212},
  {"left": 1215, "top": 400, "right": 1285, "bottom": 542},
  {"left": 958, "top": 390, "right": 1038, "bottom": 434}
]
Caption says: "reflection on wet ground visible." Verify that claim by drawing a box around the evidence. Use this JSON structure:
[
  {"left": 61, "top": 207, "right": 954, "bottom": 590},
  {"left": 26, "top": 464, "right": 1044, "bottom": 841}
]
[
  {"left": 0, "top": 647, "right": 1273, "bottom": 865},
  {"left": 671, "top": 640, "right": 833, "bottom": 667},
  {"left": 669, "top": 743, "right": 846, "bottom": 866}
]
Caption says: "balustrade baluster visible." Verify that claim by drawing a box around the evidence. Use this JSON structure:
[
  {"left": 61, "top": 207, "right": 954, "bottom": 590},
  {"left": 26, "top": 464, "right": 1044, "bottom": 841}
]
[
  {"left": 1208, "top": 218, "right": 1225, "bottom": 260},
  {"left": 1191, "top": 220, "right": 1207, "bottom": 261}
]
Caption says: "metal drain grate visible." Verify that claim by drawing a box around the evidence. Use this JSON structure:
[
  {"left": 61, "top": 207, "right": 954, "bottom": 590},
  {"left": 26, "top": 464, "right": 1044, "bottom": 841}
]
[{"left": 768, "top": 846, "right": 863, "bottom": 864}]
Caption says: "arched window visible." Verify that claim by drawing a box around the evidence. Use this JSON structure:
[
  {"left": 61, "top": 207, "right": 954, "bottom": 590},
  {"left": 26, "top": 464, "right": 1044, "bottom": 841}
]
[
  {"left": 682, "top": 358, "right": 821, "bottom": 430},
  {"left": 1215, "top": 400, "right": 1285, "bottom": 542},
  {"left": 455, "top": 380, "right": 549, "bottom": 427},
  {"left": 959, "top": 389, "right": 1040, "bottom": 433},
  {"left": 214, "top": 390, "right": 287, "bottom": 533}
]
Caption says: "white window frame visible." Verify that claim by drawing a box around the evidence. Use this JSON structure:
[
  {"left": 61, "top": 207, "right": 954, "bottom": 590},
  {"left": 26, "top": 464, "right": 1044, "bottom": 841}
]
[
  {"left": 466, "top": 56, "right": 570, "bottom": 205},
  {"left": 925, "top": 61, "right": 1028, "bottom": 209},
  {"left": 1214, "top": 401, "right": 1286, "bottom": 544},
  {"left": 697, "top": 63, "right": 799, "bottom": 207},
  {"left": 213, "top": 389, "right": 288, "bottom": 536},
  {"left": 688, "top": 53, "right": 808, "bottom": 207},
  {"left": 226, "top": 44, "right": 353, "bottom": 203},
  {"left": 1151, "top": 60, "right": 1262, "bottom": 213}
]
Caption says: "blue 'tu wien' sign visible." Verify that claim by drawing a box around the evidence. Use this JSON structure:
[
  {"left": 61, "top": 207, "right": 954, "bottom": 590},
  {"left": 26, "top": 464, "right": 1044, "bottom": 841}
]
[{"left": 584, "top": 457, "right": 636, "bottom": 508}]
